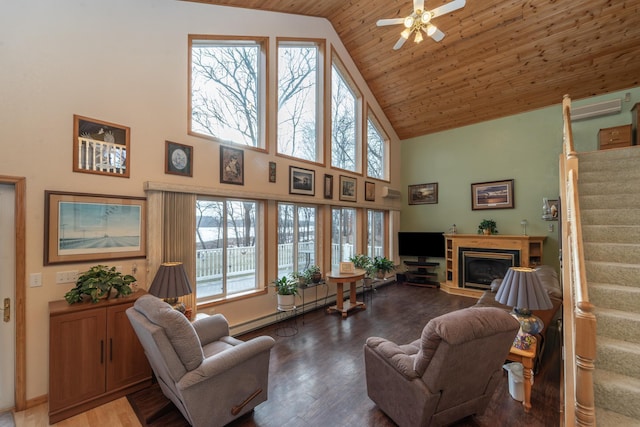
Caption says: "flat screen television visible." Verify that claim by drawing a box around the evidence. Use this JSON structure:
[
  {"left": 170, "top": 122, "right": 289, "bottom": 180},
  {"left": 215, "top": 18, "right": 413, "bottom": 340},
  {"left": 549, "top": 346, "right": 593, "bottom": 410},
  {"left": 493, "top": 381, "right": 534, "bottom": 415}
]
[{"left": 398, "top": 232, "right": 445, "bottom": 259}]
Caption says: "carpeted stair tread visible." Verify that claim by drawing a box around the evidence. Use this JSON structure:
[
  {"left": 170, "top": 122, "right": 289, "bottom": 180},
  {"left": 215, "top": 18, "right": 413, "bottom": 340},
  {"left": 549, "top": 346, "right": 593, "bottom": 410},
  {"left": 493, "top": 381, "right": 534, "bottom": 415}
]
[
  {"left": 584, "top": 242, "right": 640, "bottom": 264},
  {"left": 596, "top": 335, "right": 640, "bottom": 380},
  {"left": 580, "top": 193, "right": 640, "bottom": 209},
  {"left": 594, "top": 369, "right": 640, "bottom": 420},
  {"left": 596, "top": 307, "right": 640, "bottom": 344},
  {"left": 579, "top": 146, "right": 640, "bottom": 164},
  {"left": 579, "top": 181, "right": 640, "bottom": 196},
  {"left": 590, "top": 283, "right": 640, "bottom": 313},
  {"left": 580, "top": 167, "right": 640, "bottom": 183},
  {"left": 596, "top": 406, "right": 640, "bottom": 427},
  {"left": 581, "top": 208, "right": 640, "bottom": 226},
  {"left": 582, "top": 225, "right": 640, "bottom": 243},
  {"left": 585, "top": 261, "right": 640, "bottom": 287}
]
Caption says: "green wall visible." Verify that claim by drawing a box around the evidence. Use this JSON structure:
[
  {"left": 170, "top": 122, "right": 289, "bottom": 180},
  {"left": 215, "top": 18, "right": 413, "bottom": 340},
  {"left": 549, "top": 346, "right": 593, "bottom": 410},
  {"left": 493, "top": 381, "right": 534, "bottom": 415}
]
[{"left": 400, "top": 87, "right": 640, "bottom": 270}]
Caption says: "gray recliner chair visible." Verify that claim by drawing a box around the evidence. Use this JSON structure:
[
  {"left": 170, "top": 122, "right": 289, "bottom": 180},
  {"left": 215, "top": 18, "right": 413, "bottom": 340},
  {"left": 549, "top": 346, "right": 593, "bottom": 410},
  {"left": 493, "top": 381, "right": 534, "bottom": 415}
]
[
  {"left": 126, "top": 294, "right": 275, "bottom": 427},
  {"left": 364, "top": 306, "right": 519, "bottom": 427}
]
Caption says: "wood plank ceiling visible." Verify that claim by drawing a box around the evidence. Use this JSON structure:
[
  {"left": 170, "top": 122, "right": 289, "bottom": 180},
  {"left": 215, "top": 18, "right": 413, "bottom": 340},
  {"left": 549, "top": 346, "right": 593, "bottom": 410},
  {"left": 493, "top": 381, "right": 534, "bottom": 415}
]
[{"left": 184, "top": 0, "right": 640, "bottom": 139}]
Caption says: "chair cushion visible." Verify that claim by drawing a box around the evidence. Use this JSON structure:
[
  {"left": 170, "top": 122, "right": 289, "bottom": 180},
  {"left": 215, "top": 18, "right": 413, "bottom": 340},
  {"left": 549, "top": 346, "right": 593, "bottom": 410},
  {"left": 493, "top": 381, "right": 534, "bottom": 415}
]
[{"left": 135, "top": 295, "right": 204, "bottom": 371}]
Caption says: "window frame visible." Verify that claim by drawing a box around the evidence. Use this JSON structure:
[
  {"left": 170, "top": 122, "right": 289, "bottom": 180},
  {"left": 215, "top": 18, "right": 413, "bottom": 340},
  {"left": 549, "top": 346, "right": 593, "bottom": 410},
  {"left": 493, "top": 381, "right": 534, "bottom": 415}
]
[
  {"left": 365, "top": 109, "right": 390, "bottom": 181},
  {"left": 276, "top": 202, "right": 319, "bottom": 278},
  {"left": 188, "top": 35, "right": 269, "bottom": 151},
  {"left": 276, "top": 38, "right": 325, "bottom": 164}
]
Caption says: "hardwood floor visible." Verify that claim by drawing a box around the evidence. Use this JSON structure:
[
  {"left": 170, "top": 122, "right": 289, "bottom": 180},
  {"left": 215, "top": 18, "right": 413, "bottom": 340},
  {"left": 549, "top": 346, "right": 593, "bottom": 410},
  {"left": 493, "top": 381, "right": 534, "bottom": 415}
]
[{"left": 15, "top": 283, "right": 561, "bottom": 426}]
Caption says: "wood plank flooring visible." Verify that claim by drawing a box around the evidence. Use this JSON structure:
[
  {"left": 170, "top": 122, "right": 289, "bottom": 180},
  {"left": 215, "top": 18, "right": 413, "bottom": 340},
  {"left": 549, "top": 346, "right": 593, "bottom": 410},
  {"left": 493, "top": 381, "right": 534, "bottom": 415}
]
[{"left": 15, "top": 283, "right": 561, "bottom": 426}]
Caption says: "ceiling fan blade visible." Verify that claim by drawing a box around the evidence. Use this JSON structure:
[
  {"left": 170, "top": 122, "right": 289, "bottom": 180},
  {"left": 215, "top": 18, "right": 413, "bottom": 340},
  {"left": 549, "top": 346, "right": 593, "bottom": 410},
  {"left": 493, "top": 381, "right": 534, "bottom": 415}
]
[
  {"left": 414, "top": 0, "right": 425, "bottom": 13},
  {"left": 393, "top": 36, "right": 408, "bottom": 50},
  {"left": 431, "top": 0, "right": 466, "bottom": 18},
  {"left": 377, "top": 18, "right": 405, "bottom": 26},
  {"left": 429, "top": 26, "right": 445, "bottom": 42}
]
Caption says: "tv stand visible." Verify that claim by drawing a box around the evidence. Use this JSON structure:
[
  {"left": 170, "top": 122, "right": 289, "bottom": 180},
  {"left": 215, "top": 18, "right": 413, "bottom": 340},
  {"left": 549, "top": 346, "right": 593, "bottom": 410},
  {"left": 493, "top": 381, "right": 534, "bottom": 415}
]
[{"left": 403, "top": 257, "right": 439, "bottom": 288}]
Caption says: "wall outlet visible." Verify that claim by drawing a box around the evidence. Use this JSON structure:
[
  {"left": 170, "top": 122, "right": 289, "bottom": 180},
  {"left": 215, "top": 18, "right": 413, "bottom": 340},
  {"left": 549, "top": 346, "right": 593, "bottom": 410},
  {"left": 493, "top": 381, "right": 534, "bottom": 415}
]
[
  {"left": 29, "top": 273, "right": 42, "bottom": 287},
  {"left": 56, "top": 271, "right": 79, "bottom": 284}
]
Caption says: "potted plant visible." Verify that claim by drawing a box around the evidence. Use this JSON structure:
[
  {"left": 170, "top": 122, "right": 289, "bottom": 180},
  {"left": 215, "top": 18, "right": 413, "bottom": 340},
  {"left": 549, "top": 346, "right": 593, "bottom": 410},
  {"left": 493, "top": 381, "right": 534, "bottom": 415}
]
[
  {"left": 291, "top": 271, "right": 308, "bottom": 286},
  {"left": 372, "top": 256, "right": 395, "bottom": 279},
  {"left": 478, "top": 219, "right": 498, "bottom": 235},
  {"left": 350, "top": 254, "right": 376, "bottom": 278},
  {"left": 64, "top": 265, "right": 136, "bottom": 304},
  {"left": 303, "top": 265, "right": 323, "bottom": 284},
  {"left": 272, "top": 275, "right": 299, "bottom": 310}
]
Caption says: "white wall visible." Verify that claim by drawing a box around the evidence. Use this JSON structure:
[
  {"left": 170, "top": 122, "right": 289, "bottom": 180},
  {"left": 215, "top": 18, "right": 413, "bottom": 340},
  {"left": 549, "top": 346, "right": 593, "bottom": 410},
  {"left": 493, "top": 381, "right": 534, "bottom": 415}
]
[{"left": 0, "top": 0, "right": 400, "bottom": 402}]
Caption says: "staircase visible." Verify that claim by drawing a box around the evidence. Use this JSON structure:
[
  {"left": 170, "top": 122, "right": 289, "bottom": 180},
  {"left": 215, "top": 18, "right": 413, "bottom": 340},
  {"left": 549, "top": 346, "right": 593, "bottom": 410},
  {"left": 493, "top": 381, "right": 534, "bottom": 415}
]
[{"left": 578, "top": 146, "right": 640, "bottom": 426}]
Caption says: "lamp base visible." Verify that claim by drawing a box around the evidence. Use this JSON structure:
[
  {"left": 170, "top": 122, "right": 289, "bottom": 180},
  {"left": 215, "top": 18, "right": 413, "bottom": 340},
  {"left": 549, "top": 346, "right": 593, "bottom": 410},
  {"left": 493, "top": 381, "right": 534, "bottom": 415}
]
[
  {"left": 511, "top": 308, "right": 545, "bottom": 335},
  {"left": 164, "top": 297, "right": 186, "bottom": 313}
]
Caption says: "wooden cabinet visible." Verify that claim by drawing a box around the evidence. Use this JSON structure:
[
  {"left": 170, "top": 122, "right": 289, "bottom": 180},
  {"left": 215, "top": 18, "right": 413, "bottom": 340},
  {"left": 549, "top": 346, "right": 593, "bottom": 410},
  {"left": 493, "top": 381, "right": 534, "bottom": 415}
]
[
  {"left": 49, "top": 291, "right": 152, "bottom": 424},
  {"left": 598, "top": 124, "right": 632, "bottom": 150}
]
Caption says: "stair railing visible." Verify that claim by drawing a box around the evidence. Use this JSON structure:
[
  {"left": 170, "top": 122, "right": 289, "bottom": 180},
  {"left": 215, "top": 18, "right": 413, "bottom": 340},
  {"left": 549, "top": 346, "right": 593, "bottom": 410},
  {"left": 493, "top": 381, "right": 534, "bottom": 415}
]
[{"left": 559, "top": 94, "right": 597, "bottom": 426}]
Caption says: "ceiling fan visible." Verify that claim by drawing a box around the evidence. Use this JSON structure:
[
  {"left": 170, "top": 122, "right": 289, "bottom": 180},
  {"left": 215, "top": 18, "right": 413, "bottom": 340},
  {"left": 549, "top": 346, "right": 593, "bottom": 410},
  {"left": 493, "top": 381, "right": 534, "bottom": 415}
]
[{"left": 377, "top": 0, "right": 466, "bottom": 50}]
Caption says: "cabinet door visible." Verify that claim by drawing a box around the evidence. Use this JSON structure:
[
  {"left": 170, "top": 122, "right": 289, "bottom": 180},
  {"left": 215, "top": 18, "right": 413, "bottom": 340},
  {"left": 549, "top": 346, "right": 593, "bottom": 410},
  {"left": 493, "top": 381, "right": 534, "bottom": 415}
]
[
  {"left": 105, "top": 303, "right": 152, "bottom": 391},
  {"left": 49, "top": 308, "right": 106, "bottom": 412}
]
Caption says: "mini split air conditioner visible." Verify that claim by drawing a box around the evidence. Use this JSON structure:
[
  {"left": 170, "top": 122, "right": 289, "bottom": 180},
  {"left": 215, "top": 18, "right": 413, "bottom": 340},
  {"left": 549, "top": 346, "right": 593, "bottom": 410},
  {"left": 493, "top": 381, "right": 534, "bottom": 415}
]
[
  {"left": 570, "top": 99, "right": 622, "bottom": 121},
  {"left": 382, "top": 186, "right": 401, "bottom": 199}
]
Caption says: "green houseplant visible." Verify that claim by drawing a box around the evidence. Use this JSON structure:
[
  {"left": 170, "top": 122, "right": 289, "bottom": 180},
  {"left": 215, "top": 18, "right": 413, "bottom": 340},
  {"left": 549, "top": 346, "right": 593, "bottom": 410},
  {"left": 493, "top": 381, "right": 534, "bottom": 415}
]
[
  {"left": 302, "top": 265, "right": 323, "bottom": 283},
  {"left": 350, "top": 254, "right": 376, "bottom": 278},
  {"left": 372, "top": 256, "right": 395, "bottom": 279},
  {"left": 64, "top": 265, "right": 136, "bottom": 304},
  {"left": 272, "top": 275, "right": 299, "bottom": 310},
  {"left": 478, "top": 219, "right": 498, "bottom": 235}
]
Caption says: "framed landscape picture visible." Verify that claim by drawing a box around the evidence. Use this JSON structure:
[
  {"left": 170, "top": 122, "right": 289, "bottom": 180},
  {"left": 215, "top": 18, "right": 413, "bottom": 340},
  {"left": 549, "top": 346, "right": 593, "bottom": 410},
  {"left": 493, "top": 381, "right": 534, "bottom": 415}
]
[
  {"left": 408, "top": 183, "right": 438, "bottom": 205},
  {"left": 339, "top": 175, "right": 357, "bottom": 202},
  {"left": 44, "top": 191, "right": 146, "bottom": 265},
  {"left": 289, "top": 166, "right": 315, "bottom": 196},
  {"left": 471, "top": 179, "right": 514, "bottom": 210}
]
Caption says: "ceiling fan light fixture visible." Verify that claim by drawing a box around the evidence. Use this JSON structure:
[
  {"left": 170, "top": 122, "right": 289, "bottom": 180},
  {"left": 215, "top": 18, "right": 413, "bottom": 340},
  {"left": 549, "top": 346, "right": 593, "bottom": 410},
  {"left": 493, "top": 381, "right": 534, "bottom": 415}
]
[
  {"left": 421, "top": 11, "right": 432, "bottom": 24},
  {"left": 401, "top": 28, "right": 412, "bottom": 39},
  {"left": 426, "top": 24, "right": 437, "bottom": 36},
  {"left": 414, "top": 31, "right": 424, "bottom": 43},
  {"left": 404, "top": 16, "right": 415, "bottom": 28}
]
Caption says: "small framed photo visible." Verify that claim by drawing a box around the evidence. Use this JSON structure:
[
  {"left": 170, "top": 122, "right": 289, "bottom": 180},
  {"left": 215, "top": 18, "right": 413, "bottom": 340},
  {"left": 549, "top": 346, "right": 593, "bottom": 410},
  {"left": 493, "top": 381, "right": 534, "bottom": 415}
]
[
  {"left": 365, "top": 181, "right": 375, "bottom": 202},
  {"left": 339, "top": 262, "right": 355, "bottom": 274},
  {"left": 408, "top": 183, "right": 438, "bottom": 205},
  {"left": 339, "top": 175, "right": 357, "bottom": 202},
  {"left": 471, "top": 179, "right": 514, "bottom": 210},
  {"left": 289, "top": 166, "right": 315, "bottom": 196},
  {"left": 324, "top": 174, "right": 334, "bottom": 199},
  {"left": 73, "top": 115, "right": 130, "bottom": 178},
  {"left": 165, "top": 141, "right": 193, "bottom": 177},
  {"left": 269, "top": 161, "right": 276, "bottom": 183},
  {"left": 220, "top": 145, "right": 244, "bottom": 185}
]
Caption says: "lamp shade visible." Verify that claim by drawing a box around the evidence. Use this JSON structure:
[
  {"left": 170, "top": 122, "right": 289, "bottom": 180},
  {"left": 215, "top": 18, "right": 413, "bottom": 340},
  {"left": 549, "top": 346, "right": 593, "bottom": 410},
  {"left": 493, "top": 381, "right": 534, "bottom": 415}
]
[
  {"left": 148, "top": 262, "right": 192, "bottom": 299},
  {"left": 495, "top": 267, "right": 552, "bottom": 311}
]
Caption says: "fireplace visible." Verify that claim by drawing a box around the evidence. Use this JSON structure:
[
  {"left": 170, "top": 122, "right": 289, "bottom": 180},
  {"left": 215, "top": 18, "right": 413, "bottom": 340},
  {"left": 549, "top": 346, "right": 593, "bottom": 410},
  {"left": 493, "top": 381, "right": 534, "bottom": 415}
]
[{"left": 458, "top": 248, "right": 520, "bottom": 290}]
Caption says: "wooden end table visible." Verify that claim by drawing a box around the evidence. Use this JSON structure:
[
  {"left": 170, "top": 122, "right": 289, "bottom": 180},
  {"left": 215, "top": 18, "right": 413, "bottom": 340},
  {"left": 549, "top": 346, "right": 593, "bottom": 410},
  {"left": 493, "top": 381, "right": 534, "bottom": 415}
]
[
  {"left": 326, "top": 269, "right": 366, "bottom": 319},
  {"left": 506, "top": 337, "right": 537, "bottom": 412}
]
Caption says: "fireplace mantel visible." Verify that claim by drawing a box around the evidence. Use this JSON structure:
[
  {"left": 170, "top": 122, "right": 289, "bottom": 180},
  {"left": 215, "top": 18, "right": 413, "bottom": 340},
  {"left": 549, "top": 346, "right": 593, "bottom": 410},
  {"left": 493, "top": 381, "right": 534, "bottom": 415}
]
[{"left": 441, "top": 234, "right": 546, "bottom": 297}]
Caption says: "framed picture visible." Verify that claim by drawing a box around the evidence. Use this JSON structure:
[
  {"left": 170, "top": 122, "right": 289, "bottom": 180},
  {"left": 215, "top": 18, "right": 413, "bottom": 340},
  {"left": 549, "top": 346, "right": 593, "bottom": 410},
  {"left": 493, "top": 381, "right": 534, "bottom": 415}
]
[
  {"left": 165, "top": 141, "right": 193, "bottom": 177},
  {"left": 324, "top": 174, "right": 333, "bottom": 199},
  {"left": 269, "top": 161, "right": 276, "bottom": 183},
  {"left": 339, "top": 262, "right": 355, "bottom": 274},
  {"left": 220, "top": 145, "right": 244, "bottom": 185},
  {"left": 339, "top": 176, "right": 357, "bottom": 202},
  {"left": 408, "top": 183, "right": 438, "bottom": 205},
  {"left": 365, "top": 181, "right": 376, "bottom": 202},
  {"left": 471, "top": 179, "right": 515, "bottom": 210},
  {"left": 73, "top": 115, "right": 130, "bottom": 178},
  {"left": 546, "top": 199, "right": 559, "bottom": 220},
  {"left": 289, "top": 166, "right": 315, "bottom": 196},
  {"left": 44, "top": 191, "right": 146, "bottom": 265}
]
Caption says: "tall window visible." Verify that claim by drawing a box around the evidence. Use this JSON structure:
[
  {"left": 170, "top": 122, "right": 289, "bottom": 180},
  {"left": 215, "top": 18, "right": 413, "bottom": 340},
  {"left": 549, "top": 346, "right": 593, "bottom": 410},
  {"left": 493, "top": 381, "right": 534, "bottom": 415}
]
[
  {"left": 195, "top": 198, "right": 259, "bottom": 301},
  {"left": 331, "top": 58, "right": 359, "bottom": 172},
  {"left": 277, "top": 203, "right": 317, "bottom": 278},
  {"left": 367, "top": 114, "right": 388, "bottom": 180},
  {"left": 331, "top": 207, "right": 357, "bottom": 270},
  {"left": 367, "top": 210, "right": 385, "bottom": 258},
  {"left": 277, "top": 40, "right": 321, "bottom": 162},
  {"left": 190, "top": 37, "right": 267, "bottom": 148}
]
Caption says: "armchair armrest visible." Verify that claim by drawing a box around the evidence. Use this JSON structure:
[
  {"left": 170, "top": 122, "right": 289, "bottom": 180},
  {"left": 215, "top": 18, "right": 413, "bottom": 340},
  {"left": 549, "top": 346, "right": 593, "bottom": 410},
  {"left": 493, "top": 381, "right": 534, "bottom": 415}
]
[
  {"left": 178, "top": 336, "right": 275, "bottom": 389},
  {"left": 365, "top": 337, "right": 419, "bottom": 380},
  {"left": 192, "top": 314, "right": 230, "bottom": 345}
]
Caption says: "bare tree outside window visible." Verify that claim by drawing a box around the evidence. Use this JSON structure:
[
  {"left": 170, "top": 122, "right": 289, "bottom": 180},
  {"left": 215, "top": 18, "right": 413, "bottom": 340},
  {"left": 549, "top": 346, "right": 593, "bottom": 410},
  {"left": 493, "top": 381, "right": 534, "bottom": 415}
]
[
  {"left": 331, "top": 63, "right": 357, "bottom": 172},
  {"left": 277, "top": 43, "right": 319, "bottom": 161},
  {"left": 367, "top": 116, "right": 387, "bottom": 180},
  {"left": 190, "top": 38, "right": 265, "bottom": 147}
]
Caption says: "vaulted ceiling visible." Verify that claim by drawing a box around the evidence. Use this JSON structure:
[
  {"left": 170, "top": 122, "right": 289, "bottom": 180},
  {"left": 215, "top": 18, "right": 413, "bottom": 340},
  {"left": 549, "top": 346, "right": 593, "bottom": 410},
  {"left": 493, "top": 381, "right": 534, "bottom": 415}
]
[{"left": 185, "top": 0, "right": 640, "bottom": 139}]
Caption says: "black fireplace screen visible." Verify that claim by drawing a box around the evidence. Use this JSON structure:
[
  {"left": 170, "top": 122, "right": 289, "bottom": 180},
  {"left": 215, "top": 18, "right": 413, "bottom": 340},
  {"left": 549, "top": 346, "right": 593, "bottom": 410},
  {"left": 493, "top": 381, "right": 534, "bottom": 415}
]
[{"left": 459, "top": 248, "right": 520, "bottom": 290}]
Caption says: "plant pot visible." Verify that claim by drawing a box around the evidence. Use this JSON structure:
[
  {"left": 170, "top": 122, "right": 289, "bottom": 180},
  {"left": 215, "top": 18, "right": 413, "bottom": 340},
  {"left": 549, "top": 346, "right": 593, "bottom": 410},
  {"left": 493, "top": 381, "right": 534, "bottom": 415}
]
[
  {"left": 277, "top": 294, "right": 295, "bottom": 310},
  {"left": 311, "top": 272, "right": 322, "bottom": 283},
  {"left": 376, "top": 270, "right": 386, "bottom": 279},
  {"left": 483, "top": 229, "right": 491, "bottom": 235}
]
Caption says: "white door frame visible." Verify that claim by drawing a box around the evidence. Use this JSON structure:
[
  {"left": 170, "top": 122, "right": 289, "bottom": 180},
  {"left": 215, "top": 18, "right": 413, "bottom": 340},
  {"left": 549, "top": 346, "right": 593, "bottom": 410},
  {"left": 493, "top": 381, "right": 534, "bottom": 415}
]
[{"left": 0, "top": 176, "right": 25, "bottom": 411}]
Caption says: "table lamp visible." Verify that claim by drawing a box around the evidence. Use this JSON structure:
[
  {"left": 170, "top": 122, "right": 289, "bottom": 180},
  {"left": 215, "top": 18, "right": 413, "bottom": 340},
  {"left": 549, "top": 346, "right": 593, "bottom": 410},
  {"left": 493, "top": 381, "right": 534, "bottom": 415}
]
[
  {"left": 495, "top": 266, "right": 552, "bottom": 349},
  {"left": 148, "top": 262, "right": 192, "bottom": 313}
]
